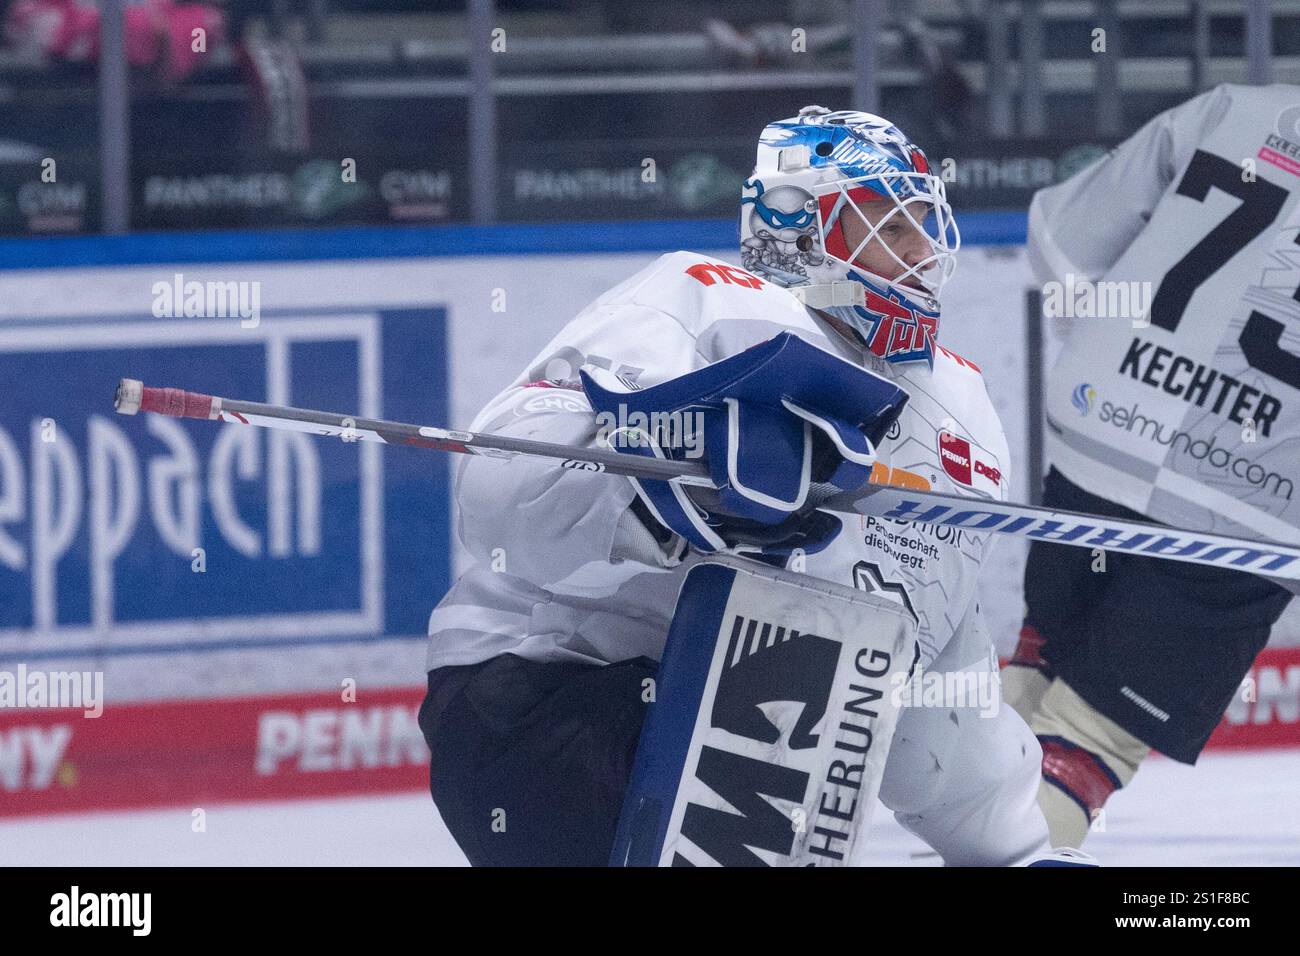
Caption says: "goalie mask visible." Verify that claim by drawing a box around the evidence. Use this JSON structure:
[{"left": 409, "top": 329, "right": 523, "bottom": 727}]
[{"left": 740, "top": 105, "right": 959, "bottom": 366}]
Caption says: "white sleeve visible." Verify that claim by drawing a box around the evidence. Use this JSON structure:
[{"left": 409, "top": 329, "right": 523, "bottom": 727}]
[
  {"left": 453, "top": 301, "right": 705, "bottom": 590},
  {"left": 1027, "top": 84, "right": 1233, "bottom": 285},
  {"left": 452, "top": 385, "right": 682, "bottom": 591}
]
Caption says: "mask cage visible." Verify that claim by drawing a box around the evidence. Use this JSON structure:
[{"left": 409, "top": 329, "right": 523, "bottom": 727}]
[{"left": 814, "top": 170, "right": 960, "bottom": 301}]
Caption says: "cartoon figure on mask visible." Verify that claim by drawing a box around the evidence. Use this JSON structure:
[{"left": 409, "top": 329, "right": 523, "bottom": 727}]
[{"left": 740, "top": 180, "right": 825, "bottom": 281}]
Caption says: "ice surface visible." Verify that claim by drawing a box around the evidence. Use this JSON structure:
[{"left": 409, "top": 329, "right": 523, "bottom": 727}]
[{"left": 2, "top": 748, "right": 1296, "bottom": 866}]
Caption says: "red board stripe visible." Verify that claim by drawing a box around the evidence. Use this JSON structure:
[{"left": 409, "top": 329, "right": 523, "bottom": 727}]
[
  {"left": 4, "top": 646, "right": 1298, "bottom": 820},
  {"left": 0, "top": 687, "right": 429, "bottom": 818}
]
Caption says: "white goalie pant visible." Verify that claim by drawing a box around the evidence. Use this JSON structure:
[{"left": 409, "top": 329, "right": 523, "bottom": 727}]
[{"left": 876, "top": 613, "right": 1051, "bottom": 866}]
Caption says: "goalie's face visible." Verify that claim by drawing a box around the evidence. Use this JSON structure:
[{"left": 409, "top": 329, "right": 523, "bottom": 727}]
[
  {"left": 815, "top": 174, "right": 959, "bottom": 302},
  {"left": 838, "top": 198, "right": 935, "bottom": 289}
]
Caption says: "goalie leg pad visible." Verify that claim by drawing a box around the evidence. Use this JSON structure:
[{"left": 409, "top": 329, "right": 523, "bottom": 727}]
[{"left": 610, "top": 554, "right": 917, "bottom": 867}]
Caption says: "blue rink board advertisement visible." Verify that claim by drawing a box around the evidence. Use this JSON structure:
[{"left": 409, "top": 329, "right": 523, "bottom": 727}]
[{"left": 0, "top": 306, "right": 449, "bottom": 661}]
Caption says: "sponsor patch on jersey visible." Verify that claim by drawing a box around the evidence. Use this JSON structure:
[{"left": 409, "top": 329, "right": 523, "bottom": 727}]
[
  {"left": 938, "top": 430, "right": 1003, "bottom": 495},
  {"left": 1260, "top": 107, "right": 1300, "bottom": 177},
  {"left": 868, "top": 460, "right": 931, "bottom": 491},
  {"left": 938, "top": 430, "right": 972, "bottom": 484},
  {"left": 1256, "top": 144, "right": 1300, "bottom": 177},
  {"left": 1072, "top": 382, "right": 1096, "bottom": 416}
]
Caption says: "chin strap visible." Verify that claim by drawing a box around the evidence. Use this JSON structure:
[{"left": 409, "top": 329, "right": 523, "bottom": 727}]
[{"left": 787, "top": 281, "right": 866, "bottom": 310}]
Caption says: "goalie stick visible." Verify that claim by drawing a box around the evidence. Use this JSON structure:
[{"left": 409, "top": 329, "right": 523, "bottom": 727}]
[{"left": 113, "top": 378, "right": 1300, "bottom": 581}]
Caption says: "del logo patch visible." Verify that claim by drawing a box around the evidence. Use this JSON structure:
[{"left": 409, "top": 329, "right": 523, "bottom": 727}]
[{"left": 938, "top": 430, "right": 1002, "bottom": 495}]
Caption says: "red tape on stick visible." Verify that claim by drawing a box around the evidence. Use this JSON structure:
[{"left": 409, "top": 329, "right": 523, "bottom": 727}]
[{"left": 140, "top": 386, "right": 214, "bottom": 419}]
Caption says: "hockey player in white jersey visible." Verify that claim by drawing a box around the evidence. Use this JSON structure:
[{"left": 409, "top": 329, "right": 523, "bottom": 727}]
[
  {"left": 1004, "top": 84, "right": 1300, "bottom": 848},
  {"left": 418, "top": 106, "right": 1053, "bottom": 866}
]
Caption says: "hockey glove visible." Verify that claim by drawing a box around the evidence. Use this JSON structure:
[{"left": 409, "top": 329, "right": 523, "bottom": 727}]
[{"left": 581, "top": 332, "right": 908, "bottom": 555}]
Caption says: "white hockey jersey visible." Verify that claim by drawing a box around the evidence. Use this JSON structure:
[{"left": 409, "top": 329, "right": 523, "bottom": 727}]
[
  {"left": 1031, "top": 83, "right": 1300, "bottom": 545},
  {"left": 426, "top": 251, "right": 1011, "bottom": 672}
]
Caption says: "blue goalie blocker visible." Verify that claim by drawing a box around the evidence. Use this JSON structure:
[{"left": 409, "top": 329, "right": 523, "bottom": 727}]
[
  {"left": 610, "top": 556, "right": 916, "bottom": 867},
  {"left": 581, "top": 332, "right": 909, "bottom": 552}
]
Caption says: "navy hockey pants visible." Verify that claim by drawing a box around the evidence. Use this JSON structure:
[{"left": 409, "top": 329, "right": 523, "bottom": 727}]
[{"left": 418, "top": 652, "right": 656, "bottom": 866}]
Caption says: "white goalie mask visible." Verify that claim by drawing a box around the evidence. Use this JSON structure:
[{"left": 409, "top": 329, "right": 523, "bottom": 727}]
[{"left": 740, "top": 105, "right": 960, "bottom": 366}]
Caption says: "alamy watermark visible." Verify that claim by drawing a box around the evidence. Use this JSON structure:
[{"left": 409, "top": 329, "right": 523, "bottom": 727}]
[
  {"left": 50, "top": 886, "right": 151, "bottom": 936},
  {"left": 0, "top": 664, "right": 103, "bottom": 718},
  {"left": 594, "top": 405, "right": 706, "bottom": 458},
  {"left": 1042, "top": 273, "right": 1152, "bottom": 328},
  {"left": 152, "top": 272, "right": 261, "bottom": 328},
  {"left": 890, "top": 663, "right": 1001, "bottom": 718}
]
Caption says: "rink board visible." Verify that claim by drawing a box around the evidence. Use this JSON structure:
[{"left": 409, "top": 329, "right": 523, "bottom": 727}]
[
  {"left": 0, "top": 307, "right": 449, "bottom": 656},
  {"left": 0, "top": 686, "right": 429, "bottom": 816},
  {"left": 0, "top": 647, "right": 1295, "bottom": 818},
  {"left": 0, "top": 220, "right": 1295, "bottom": 816}
]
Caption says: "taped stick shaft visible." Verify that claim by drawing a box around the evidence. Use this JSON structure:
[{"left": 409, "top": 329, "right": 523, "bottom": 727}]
[
  {"left": 114, "top": 378, "right": 714, "bottom": 487},
  {"left": 113, "top": 378, "right": 1300, "bottom": 580}
]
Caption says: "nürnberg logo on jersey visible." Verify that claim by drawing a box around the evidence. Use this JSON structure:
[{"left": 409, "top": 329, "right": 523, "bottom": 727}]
[
  {"left": 858, "top": 282, "right": 939, "bottom": 365},
  {"left": 938, "top": 430, "right": 1002, "bottom": 495}
]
